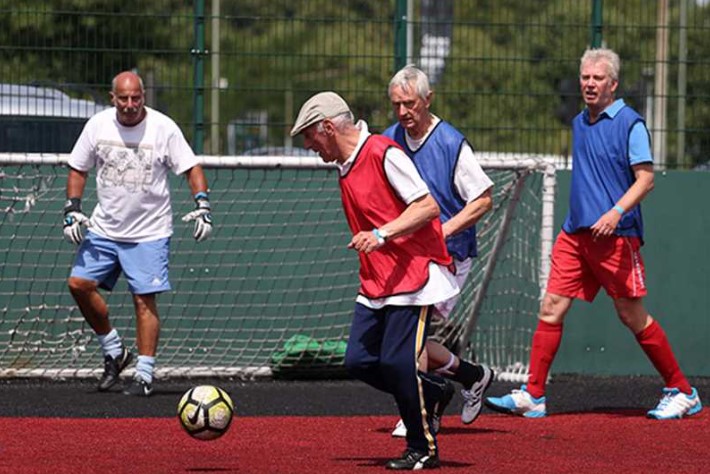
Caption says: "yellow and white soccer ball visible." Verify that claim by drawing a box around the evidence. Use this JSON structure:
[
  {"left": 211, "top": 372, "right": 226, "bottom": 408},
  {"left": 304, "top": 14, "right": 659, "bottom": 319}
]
[{"left": 177, "top": 385, "right": 234, "bottom": 441}]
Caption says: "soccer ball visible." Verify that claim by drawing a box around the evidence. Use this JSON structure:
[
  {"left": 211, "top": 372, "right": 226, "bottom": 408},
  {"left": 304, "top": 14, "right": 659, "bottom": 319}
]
[{"left": 177, "top": 385, "right": 234, "bottom": 441}]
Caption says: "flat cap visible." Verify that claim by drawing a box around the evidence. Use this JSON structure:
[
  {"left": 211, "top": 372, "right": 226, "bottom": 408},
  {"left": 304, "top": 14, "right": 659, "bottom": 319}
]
[{"left": 290, "top": 91, "right": 352, "bottom": 137}]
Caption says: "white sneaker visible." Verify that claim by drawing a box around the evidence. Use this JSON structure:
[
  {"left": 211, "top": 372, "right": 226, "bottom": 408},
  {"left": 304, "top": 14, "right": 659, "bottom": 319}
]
[
  {"left": 461, "top": 363, "right": 494, "bottom": 424},
  {"left": 484, "top": 384, "right": 547, "bottom": 418},
  {"left": 647, "top": 387, "right": 703, "bottom": 420},
  {"left": 391, "top": 418, "right": 407, "bottom": 437}
]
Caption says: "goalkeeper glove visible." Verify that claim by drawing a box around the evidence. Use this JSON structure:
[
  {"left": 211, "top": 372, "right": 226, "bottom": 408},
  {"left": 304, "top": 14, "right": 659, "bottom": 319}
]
[
  {"left": 63, "top": 198, "right": 91, "bottom": 245},
  {"left": 181, "top": 191, "right": 213, "bottom": 242}
]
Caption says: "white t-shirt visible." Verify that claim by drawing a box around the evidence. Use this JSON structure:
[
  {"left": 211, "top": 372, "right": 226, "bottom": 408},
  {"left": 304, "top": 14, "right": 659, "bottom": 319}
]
[
  {"left": 69, "top": 107, "right": 200, "bottom": 242},
  {"left": 339, "top": 121, "right": 460, "bottom": 310}
]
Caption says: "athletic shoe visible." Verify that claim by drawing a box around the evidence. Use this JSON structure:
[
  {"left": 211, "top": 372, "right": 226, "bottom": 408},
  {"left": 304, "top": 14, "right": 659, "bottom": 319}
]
[
  {"left": 123, "top": 376, "right": 153, "bottom": 397},
  {"left": 647, "top": 387, "right": 703, "bottom": 420},
  {"left": 385, "top": 449, "right": 440, "bottom": 470},
  {"left": 431, "top": 379, "right": 455, "bottom": 434},
  {"left": 97, "top": 346, "right": 133, "bottom": 392},
  {"left": 391, "top": 380, "right": 455, "bottom": 438},
  {"left": 391, "top": 418, "right": 407, "bottom": 438},
  {"left": 484, "top": 384, "right": 547, "bottom": 418},
  {"left": 461, "top": 363, "right": 494, "bottom": 424}
]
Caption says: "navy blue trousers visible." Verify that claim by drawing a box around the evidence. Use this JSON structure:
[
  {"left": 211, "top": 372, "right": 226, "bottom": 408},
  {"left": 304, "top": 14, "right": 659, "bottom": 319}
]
[{"left": 344, "top": 303, "right": 447, "bottom": 455}]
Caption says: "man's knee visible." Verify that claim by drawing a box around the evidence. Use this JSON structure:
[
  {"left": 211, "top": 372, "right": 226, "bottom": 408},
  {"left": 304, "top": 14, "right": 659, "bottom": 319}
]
[
  {"left": 68, "top": 276, "right": 96, "bottom": 295},
  {"left": 539, "top": 292, "right": 572, "bottom": 324},
  {"left": 344, "top": 349, "right": 369, "bottom": 377}
]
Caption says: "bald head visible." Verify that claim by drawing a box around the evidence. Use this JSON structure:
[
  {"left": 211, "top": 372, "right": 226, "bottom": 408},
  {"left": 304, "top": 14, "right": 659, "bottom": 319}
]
[
  {"left": 112, "top": 71, "right": 144, "bottom": 93},
  {"left": 110, "top": 71, "right": 146, "bottom": 126}
]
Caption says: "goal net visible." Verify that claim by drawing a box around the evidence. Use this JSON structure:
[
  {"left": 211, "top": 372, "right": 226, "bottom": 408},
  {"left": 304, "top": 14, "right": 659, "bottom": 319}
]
[{"left": 0, "top": 152, "right": 555, "bottom": 382}]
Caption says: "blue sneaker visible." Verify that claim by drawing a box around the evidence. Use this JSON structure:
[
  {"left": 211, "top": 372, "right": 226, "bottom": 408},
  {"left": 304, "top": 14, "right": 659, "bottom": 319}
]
[
  {"left": 647, "top": 387, "right": 703, "bottom": 420},
  {"left": 484, "top": 384, "right": 547, "bottom": 418}
]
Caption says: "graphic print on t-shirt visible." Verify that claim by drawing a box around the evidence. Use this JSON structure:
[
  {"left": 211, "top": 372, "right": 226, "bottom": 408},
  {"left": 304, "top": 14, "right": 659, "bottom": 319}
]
[{"left": 96, "top": 140, "right": 154, "bottom": 193}]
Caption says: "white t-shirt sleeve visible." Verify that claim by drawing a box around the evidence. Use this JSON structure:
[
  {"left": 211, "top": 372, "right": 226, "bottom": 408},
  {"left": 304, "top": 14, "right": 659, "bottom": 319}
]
[
  {"left": 383, "top": 147, "right": 430, "bottom": 204},
  {"left": 68, "top": 116, "right": 98, "bottom": 171},
  {"left": 453, "top": 143, "right": 494, "bottom": 203},
  {"left": 166, "top": 125, "right": 200, "bottom": 175}
]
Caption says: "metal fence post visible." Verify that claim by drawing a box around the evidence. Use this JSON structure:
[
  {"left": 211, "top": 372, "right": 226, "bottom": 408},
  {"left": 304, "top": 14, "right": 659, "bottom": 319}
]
[
  {"left": 192, "top": 0, "right": 206, "bottom": 154},
  {"left": 590, "top": 0, "right": 603, "bottom": 47},
  {"left": 394, "top": 0, "right": 409, "bottom": 71},
  {"left": 211, "top": 0, "right": 221, "bottom": 155}
]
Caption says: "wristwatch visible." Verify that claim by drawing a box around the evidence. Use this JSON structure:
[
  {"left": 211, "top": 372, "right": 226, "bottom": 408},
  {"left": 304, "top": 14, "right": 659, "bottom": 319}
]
[{"left": 373, "top": 228, "right": 389, "bottom": 245}]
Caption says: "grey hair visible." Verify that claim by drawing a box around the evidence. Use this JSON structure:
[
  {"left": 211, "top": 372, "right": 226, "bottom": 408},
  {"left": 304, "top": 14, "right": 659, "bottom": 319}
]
[
  {"left": 315, "top": 111, "right": 355, "bottom": 132},
  {"left": 580, "top": 48, "right": 621, "bottom": 81},
  {"left": 388, "top": 64, "right": 431, "bottom": 100}
]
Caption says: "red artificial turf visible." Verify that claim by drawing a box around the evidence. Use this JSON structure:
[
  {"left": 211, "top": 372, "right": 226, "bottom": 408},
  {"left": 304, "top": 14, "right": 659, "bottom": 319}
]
[{"left": 0, "top": 412, "right": 707, "bottom": 473}]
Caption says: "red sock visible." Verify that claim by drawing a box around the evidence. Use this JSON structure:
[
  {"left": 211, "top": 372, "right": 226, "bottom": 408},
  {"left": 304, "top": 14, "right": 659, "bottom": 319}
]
[
  {"left": 635, "top": 320, "right": 692, "bottom": 394},
  {"left": 526, "top": 320, "right": 563, "bottom": 399}
]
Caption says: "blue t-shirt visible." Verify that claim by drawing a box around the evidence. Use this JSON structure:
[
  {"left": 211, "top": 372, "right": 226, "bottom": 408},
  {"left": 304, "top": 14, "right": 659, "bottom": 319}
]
[{"left": 562, "top": 99, "right": 652, "bottom": 239}]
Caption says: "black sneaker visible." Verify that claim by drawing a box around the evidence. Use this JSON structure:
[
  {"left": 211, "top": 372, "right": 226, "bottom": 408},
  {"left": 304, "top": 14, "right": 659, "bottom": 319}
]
[
  {"left": 97, "top": 346, "right": 133, "bottom": 392},
  {"left": 385, "top": 449, "right": 440, "bottom": 470},
  {"left": 431, "top": 379, "right": 455, "bottom": 434},
  {"left": 123, "top": 376, "right": 153, "bottom": 397}
]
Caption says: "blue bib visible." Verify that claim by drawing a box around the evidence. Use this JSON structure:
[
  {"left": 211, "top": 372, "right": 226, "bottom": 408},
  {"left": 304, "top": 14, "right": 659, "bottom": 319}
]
[{"left": 384, "top": 121, "right": 478, "bottom": 260}]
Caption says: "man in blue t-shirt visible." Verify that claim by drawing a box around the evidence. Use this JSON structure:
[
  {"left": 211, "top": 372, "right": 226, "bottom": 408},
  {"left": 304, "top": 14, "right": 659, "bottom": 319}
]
[{"left": 485, "top": 48, "right": 702, "bottom": 420}]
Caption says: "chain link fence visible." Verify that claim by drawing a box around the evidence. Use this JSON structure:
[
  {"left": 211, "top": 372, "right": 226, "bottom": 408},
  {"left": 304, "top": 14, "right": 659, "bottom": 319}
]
[{"left": 1, "top": 0, "right": 708, "bottom": 167}]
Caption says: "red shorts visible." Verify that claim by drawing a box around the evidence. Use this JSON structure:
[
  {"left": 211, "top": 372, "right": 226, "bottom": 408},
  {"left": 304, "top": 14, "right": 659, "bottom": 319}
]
[{"left": 546, "top": 230, "right": 647, "bottom": 302}]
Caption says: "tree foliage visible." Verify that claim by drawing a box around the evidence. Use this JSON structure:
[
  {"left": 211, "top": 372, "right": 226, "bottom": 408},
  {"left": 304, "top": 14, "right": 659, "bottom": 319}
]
[{"left": 1, "top": 0, "right": 708, "bottom": 166}]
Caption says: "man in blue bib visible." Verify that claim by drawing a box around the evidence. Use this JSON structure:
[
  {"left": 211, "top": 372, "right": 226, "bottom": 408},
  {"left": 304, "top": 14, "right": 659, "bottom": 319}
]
[{"left": 485, "top": 48, "right": 702, "bottom": 420}]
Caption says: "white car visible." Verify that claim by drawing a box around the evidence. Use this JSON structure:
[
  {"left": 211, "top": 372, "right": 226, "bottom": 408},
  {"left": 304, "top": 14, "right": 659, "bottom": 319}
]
[{"left": 0, "top": 83, "right": 108, "bottom": 153}]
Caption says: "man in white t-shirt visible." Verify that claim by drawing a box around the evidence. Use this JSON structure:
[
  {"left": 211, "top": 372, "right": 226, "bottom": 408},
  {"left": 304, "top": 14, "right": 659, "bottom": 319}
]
[
  {"left": 63, "top": 71, "right": 213, "bottom": 396},
  {"left": 291, "top": 91, "right": 457, "bottom": 470},
  {"left": 383, "top": 65, "right": 495, "bottom": 437}
]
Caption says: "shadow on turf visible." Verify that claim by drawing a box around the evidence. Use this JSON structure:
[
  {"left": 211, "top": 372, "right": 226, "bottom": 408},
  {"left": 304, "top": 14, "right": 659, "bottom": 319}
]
[
  {"left": 84, "top": 386, "right": 188, "bottom": 397},
  {"left": 558, "top": 407, "right": 648, "bottom": 417},
  {"left": 185, "top": 468, "right": 236, "bottom": 472},
  {"left": 373, "top": 425, "right": 508, "bottom": 436},
  {"left": 336, "top": 456, "right": 473, "bottom": 469}
]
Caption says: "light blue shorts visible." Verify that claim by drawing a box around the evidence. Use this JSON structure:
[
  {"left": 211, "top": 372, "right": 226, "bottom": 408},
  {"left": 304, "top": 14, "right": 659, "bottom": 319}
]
[{"left": 70, "top": 231, "right": 172, "bottom": 295}]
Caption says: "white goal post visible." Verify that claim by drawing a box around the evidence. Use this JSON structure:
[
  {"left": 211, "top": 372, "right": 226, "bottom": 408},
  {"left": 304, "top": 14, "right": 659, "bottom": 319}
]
[{"left": 0, "top": 152, "right": 556, "bottom": 382}]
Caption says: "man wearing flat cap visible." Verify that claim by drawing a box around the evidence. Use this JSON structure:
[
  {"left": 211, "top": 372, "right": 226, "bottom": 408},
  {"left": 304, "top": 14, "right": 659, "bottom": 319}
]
[{"left": 291, "top": 91, "right": 458, "bottom": 470}]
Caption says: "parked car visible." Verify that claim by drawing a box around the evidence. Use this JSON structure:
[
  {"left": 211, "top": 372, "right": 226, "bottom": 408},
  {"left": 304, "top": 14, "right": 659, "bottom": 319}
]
[
  {"left": 0, "top": 83, "right": 108, "bottom": 153},
  {"left": 241, "top": 146, "right": 317, "bottom": 157}
]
